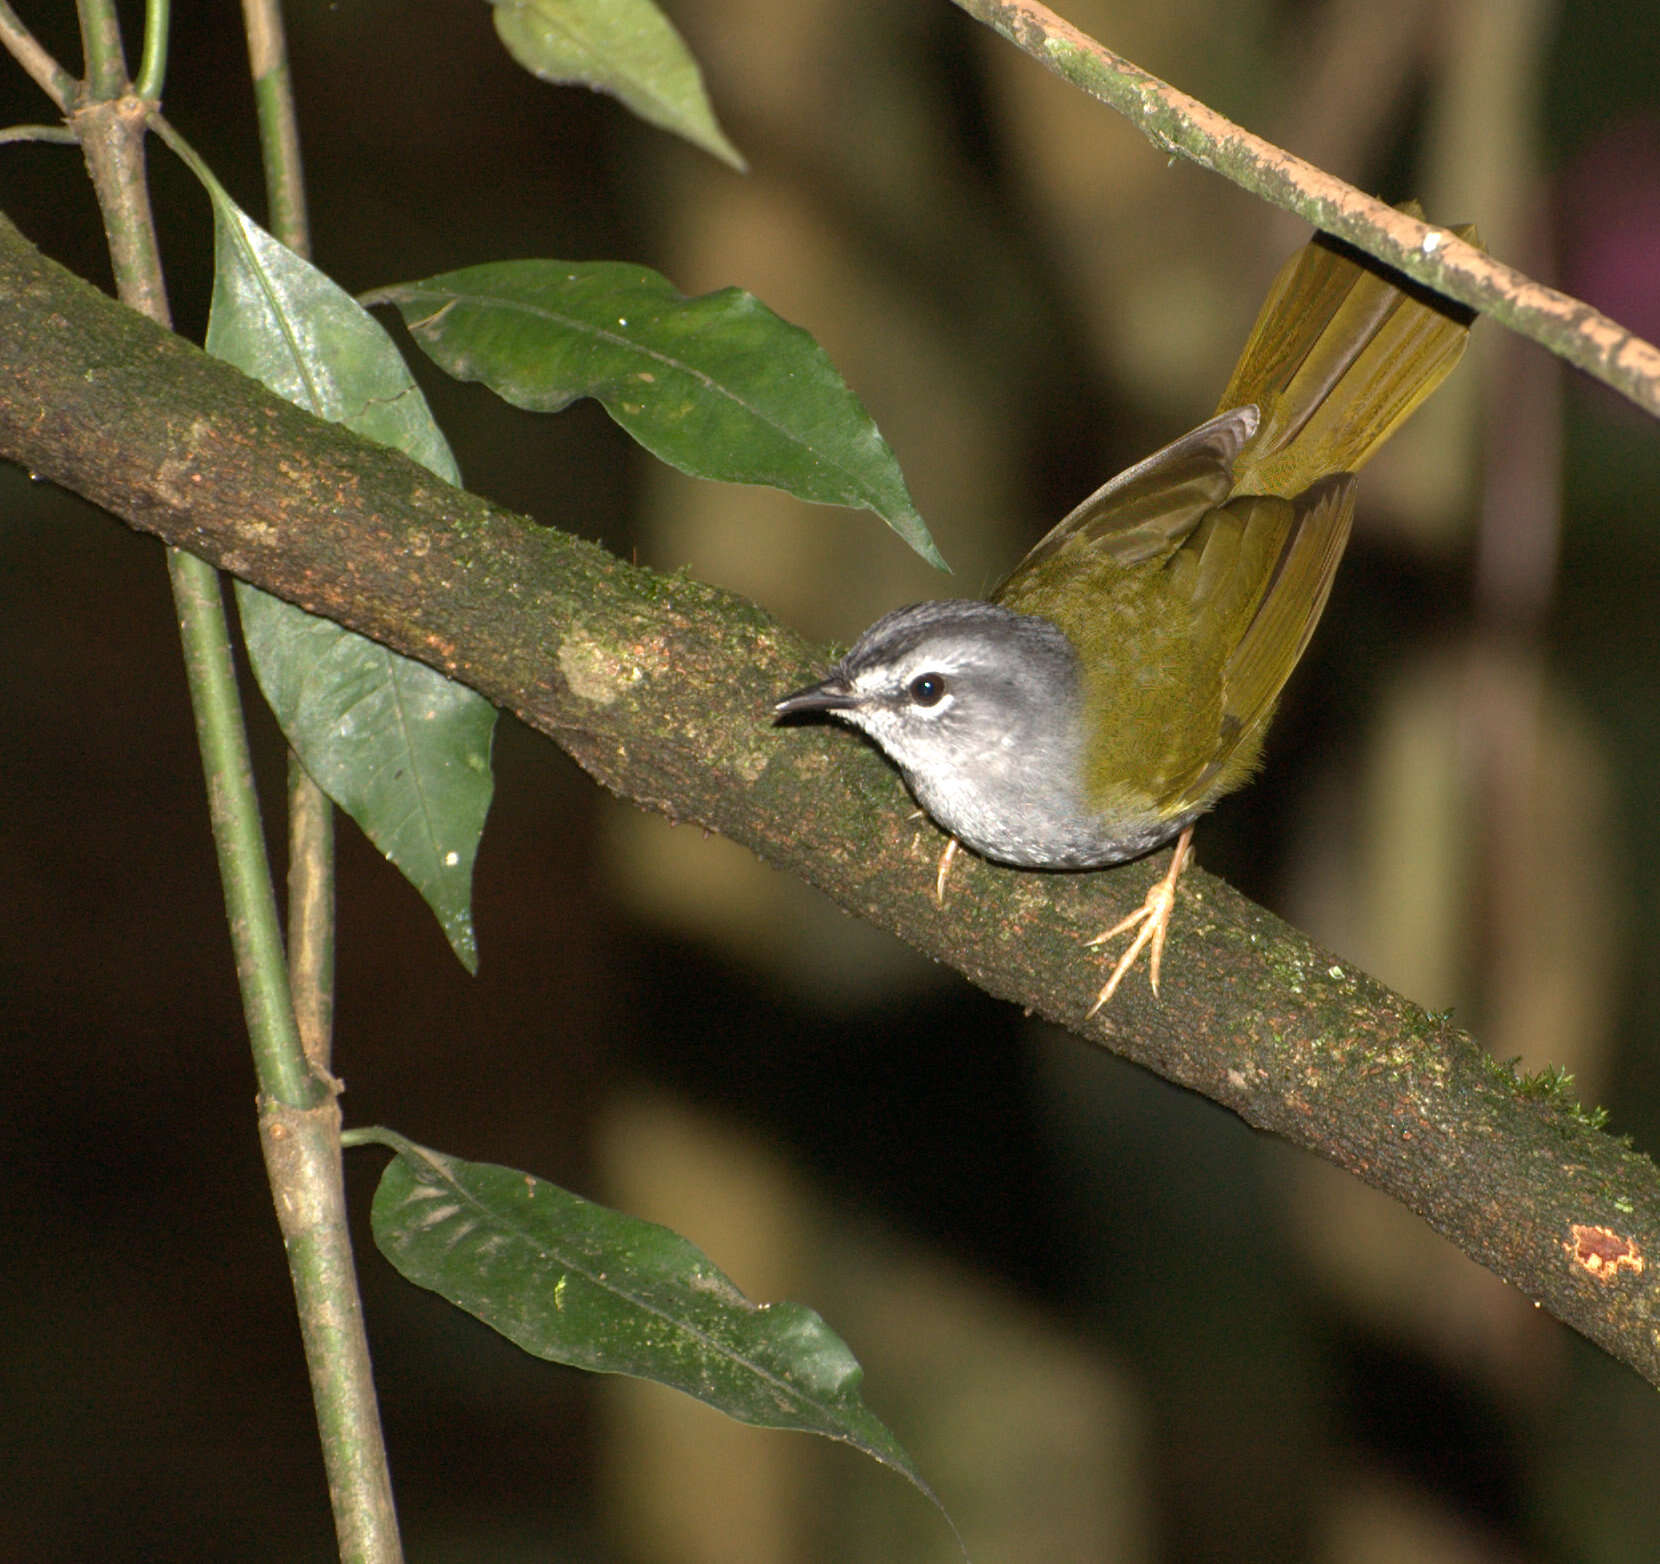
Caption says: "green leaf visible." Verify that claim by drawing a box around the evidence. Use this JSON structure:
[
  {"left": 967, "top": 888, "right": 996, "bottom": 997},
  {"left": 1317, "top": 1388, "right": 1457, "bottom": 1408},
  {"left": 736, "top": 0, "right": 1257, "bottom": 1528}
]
[
  {"left": 235, "top": 601, "right": 496, "bottom": 969},
  {"left": 364, "top": 1131, "right": 957, "bottom": 1536},
  {"left": 491, "top": 0, "right": 745, "bottom": 172},
  {"left": 201, "top": 188, "right": 495, "bottom": 972},
  {"left": 366, "top": 260, "right": 947, "bottom": 570}
]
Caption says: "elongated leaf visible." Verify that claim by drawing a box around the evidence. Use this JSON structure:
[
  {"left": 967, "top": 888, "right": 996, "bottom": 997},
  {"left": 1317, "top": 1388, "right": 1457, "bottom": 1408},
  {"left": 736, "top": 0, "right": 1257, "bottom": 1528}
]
[
  {"left": 491, "top": 0, "right": 745, "bottom": 171},
  {"left": 366, "top": 260, "right": 945, "bottom": 569},
  {"left": 201, "top": 190, "right": 494, "bottom": 971},
  {"left": 365, "top": 1130, "right": 956, "bottom": 1535},
  {"left": 236, "top": 604, "right": 495, "bottom": 968}
]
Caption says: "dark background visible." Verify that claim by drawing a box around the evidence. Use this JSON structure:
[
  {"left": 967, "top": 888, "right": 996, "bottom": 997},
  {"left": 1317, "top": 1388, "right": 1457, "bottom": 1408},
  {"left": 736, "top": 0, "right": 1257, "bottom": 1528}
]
[{"left": 4, "top": 0, "right": 1660, "bottom": 1559}]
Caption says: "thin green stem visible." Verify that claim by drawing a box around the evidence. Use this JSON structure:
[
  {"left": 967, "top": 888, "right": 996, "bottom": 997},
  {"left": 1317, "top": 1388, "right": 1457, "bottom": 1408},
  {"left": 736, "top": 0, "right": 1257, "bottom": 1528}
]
[
  {"left": 235, "top": 2, "right": 401, "bottom": 1552},
  {"left": 75, "top": 0, "right": 128, "bottom": 99},
  {"left": 168, "top": 554, "right": 315, "bottom": 1105},
  {"left": 0, "top": 124, "right": 79, "bottom": 145},
  {"left": 134, "top": 0, "right": 170, "bottom": 100},
  {"left": 261, "top": 1097, "right": 402, "bottom": 1564},
  {"left": 286, "top": 751, "right": 337, "bottom": 1070},
  {"left": 241, "top": 0, "right": 310, "bottom": 254},
  {"left": 238, "top": 0, "right": 329, "bottom": 1066}
]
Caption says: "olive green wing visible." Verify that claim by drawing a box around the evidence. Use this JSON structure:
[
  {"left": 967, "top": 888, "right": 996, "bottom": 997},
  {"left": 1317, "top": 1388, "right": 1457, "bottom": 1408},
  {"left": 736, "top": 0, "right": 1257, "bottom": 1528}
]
[
  {"left": 1166, "top": 475, "right": 1356, "bottom": 810},
  {"left": 993, "top": 407, "right": 1261, "bottom": 595}
]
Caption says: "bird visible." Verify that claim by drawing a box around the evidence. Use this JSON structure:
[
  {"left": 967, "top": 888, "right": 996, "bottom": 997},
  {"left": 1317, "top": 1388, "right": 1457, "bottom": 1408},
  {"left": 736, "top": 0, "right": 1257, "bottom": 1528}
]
[{"left": 775, "top": 212, "right": 1476, "bottom": 1014}]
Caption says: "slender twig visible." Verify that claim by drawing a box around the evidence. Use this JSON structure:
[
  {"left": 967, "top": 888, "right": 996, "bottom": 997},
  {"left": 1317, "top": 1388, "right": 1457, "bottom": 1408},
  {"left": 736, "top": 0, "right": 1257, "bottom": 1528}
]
[
  {"left": 238, "top": 0, "right": 329, "bottom": 1069},
  {"left": 165, "top": 549, "right": 315, "bottom": 1105},
  {"left": 75, "top": 0, "right": 128, "bottom": 100},
  {"left": 0, "top": 0, "right": 78, "bottom": 108},
  {"left": 948, "top": 0, "right": 1660, "bottom": 421},
  {"left": 0, "top": 123, "right": 79, "bottom": 144},
  {"left": 134, "top": 0, "right": 170, "bottom": 100},
  {"left": 236, "top": 0, "right": 399, "bottom": 1547},
  {"left": 240, "top": 0, "right": 309, "bottom": 254},
  {"left": 237, "top": 0, "right": 400, "bottom": 1554},
  {"left": 284, "top": 757, "right": 337, "bottom": 1068}
]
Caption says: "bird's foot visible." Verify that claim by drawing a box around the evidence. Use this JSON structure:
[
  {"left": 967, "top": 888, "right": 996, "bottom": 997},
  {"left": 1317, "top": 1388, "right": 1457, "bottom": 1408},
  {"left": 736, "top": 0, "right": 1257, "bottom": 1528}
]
[{"left": 1084, "top": 827, "right": 1193, "bottom": 1016}]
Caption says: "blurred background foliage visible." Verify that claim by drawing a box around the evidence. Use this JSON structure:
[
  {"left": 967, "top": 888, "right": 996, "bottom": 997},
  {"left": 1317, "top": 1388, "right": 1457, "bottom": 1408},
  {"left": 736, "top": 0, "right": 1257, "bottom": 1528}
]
[{"left": 3, "top": 0, "right": 1660, "bottom": 1559}]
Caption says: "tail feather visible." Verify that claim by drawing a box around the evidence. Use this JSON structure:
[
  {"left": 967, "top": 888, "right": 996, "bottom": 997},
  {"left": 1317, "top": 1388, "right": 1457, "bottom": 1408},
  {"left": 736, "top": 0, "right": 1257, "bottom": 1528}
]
[{"left": 1219, "top": 210, "right": 1478, "bottom": 498}]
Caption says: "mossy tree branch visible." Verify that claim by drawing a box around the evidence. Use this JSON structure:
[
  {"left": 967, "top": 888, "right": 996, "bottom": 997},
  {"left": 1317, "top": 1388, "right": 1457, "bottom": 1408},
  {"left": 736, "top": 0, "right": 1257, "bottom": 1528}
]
[{"left": 3, "top": 211, "right": 1657, "bottom": 1385}]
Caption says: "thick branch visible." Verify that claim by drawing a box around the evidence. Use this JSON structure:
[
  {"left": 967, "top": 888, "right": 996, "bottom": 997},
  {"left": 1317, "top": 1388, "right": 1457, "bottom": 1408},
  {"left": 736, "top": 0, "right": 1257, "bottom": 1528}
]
[{"left": 2, "top": 212, "right": 1656, "bottom": 1384}]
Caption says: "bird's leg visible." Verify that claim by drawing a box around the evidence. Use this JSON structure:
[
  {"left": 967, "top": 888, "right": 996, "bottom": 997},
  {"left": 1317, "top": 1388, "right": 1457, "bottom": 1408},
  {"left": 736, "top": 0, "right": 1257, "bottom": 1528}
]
[
  {"left": 1084, "top": 826, "right": 1193, "bottom": 1015},
  {"left": 934, "top": 836, "right": 960, "bottom": 906}
]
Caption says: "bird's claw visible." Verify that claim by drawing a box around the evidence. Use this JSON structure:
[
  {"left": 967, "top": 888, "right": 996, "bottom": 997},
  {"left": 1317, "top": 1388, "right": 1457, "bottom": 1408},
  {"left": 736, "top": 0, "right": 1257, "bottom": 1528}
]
[
  {"left": 1083, "top": 827, "right": 1192, "bottom": 1016},
  {"left": 934, "top": 837, "right": 959, "bottom": 906}
]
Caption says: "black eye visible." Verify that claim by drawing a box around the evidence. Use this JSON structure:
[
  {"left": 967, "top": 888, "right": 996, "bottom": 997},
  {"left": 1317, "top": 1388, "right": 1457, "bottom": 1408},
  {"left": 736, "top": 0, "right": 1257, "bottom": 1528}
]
[{"left": 908, "top": 673, "right": 947, "bottom": 706}]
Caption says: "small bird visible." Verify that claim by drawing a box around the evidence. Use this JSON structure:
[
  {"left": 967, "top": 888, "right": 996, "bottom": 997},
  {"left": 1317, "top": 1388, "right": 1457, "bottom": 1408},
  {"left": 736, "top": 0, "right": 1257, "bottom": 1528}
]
[{"left": 776, "top": 214, "right": 1476, "bottom": 1013}]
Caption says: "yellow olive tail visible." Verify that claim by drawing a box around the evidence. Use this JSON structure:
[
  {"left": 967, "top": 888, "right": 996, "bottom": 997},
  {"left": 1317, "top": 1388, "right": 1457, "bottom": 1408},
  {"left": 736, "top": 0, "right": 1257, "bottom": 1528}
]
[{"left": 1219, "top": 207, "right": 1478, "bottom": 497}]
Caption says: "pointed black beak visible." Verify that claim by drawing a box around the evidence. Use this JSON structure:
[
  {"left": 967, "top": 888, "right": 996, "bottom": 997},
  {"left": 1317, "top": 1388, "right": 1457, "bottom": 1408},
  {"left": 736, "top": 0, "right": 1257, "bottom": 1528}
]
[{"left": 773, "top": 676, "right": 858, "bottom": 719}]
